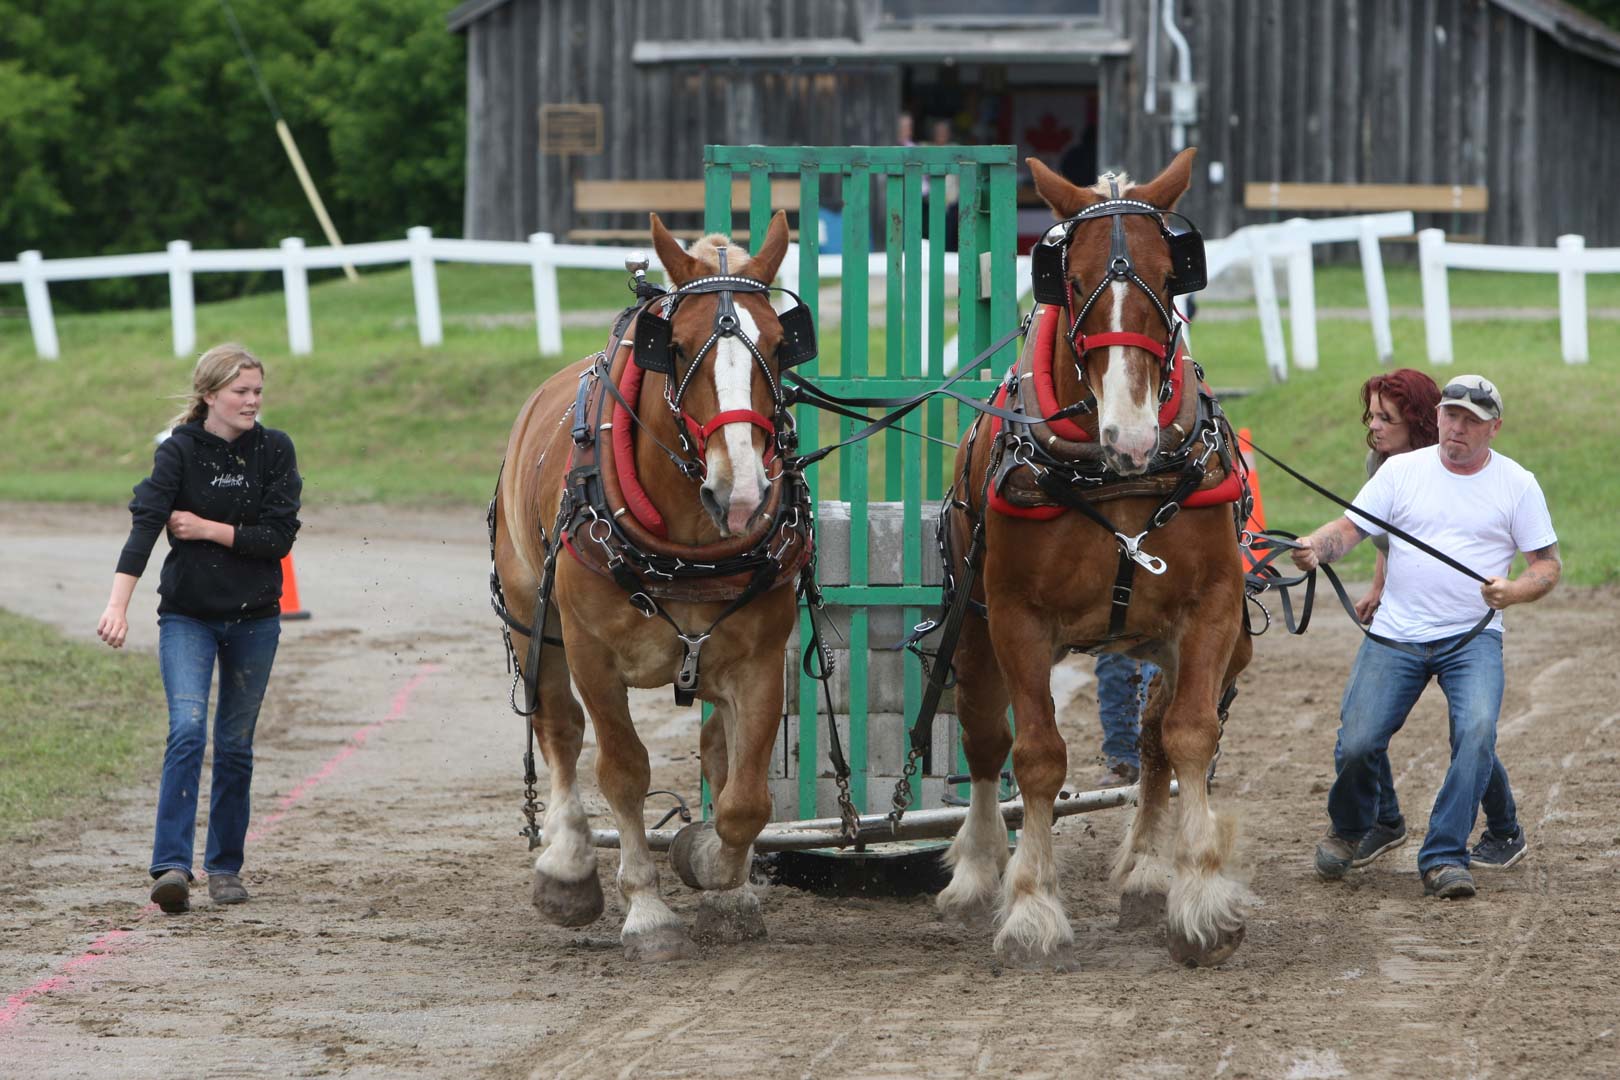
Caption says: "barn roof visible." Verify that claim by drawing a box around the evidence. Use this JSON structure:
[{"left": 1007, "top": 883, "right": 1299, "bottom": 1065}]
[{"left": 446, "top": 0, "right": 1620, "bottom": 69}]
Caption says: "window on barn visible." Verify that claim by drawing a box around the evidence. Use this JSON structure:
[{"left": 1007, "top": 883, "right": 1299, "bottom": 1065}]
[{"left": 879, "top": 0, "right": 1104, "bottom": 27}]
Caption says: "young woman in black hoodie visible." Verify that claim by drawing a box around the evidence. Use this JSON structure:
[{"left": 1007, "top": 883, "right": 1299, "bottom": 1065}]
[{"left": 96, "top": 343, "right": 301, "bottom": 914}]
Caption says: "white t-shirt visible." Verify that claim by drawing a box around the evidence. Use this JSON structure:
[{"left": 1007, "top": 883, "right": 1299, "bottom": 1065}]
[{"left": 1345, "top": 446, "right": 1557, "bottom": 642}]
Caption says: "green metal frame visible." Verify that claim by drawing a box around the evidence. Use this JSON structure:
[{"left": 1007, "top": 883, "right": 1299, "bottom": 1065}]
[{"left": 701, "top": 145, "right": 1020, "bottom": 820}]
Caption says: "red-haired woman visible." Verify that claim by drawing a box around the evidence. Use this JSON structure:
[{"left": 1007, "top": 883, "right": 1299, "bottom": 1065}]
[
  {"left": 1335, "top": 367, "right": 1440, "bottom": 870},
  {"left": 1356, "top": 369, "right": 1441, "bottom": 623}
]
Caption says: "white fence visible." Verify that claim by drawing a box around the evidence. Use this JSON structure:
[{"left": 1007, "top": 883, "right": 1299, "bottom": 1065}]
[
  {"left": 1417, "top": 228, "right": 1620, "bottom": 365},
  {"left": 6, "top": 219, "right": 1616, "bottom": 373}
]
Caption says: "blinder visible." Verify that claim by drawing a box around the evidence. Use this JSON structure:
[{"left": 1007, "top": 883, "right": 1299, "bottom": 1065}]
[
  {"left": 1163, "top": 218, "right": 1206, "bottom": 296},
  {"left": 632, "top": 310, "right": 676, "bottom": 374}
]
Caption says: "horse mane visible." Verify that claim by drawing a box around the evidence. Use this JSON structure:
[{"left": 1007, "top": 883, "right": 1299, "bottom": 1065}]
[
  {"left": 687, "top": 233, "right": 750, "bottom": 272},
  {"left": 1093, "top": 171, "right": 1133, "bottom": 196}
]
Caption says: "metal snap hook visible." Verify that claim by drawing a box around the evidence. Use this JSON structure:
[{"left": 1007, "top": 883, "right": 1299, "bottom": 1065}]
[{"left": 1115, "top": 530, "right": 1169, "bottom": 575}]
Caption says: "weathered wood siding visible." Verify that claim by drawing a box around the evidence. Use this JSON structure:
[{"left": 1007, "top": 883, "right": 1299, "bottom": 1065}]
[
  {"left": 1104, "top": 0, "right": 1620, "bottom": 245},
  {"left": 462, "top": 0, "right": 895, "bottom": 240},
  {"left": 462, "top": 0, "right": 1620, "bottom": 245}
]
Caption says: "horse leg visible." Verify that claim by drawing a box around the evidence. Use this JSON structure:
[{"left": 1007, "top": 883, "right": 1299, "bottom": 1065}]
[
  {"left": 570, "top": 647, "right": 690, "bottom": 962},
  {"left": 1161, "top": 621, "right": 1251, "bottom": 968},
  {"left": 1113, "top": 660, "right": 1174, "bottom": 929},
  {"left": 682, "top": 698, "right": 768, "bottom": 945},
  {"left": 671, "top": 661, "right": 782, "bottom": 944},
  {"left": 990, "top": 615, "right": 1078, "bottom": 973},
  {"left": 504, "top": 604, "right": 606, "bottom": 928},
  {"left": 935, "top": 613, "right": 1013, "bottom": 931}
]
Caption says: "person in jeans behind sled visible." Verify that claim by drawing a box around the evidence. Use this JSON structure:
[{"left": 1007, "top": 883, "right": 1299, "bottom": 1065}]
[
  {"left": 1339, "top": 368, "right": 1442, "bottom": 867},
  {"left": 1095, "top": 654, "right": 1158, "bottom": 787},
  {"left": 1290, "top": 375, "right": 1558, "bottom": 900},
  {"left": 96, "top": 343, "right": 301, "bottom": 914}
]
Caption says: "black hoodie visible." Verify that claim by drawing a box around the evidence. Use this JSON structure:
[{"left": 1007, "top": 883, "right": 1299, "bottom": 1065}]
[{"left": 117, "top": 422, "right": 302, "bottom": 621}]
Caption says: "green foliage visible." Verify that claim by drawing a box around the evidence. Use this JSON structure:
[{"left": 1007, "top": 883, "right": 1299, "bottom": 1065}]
[
  {"left": 0, "top": 610, "right": 166, "bottom": 841},
  {"left": 1567, "top": 0, "right": 1620, "bottom": 31},
  {"left": 0, "top": 0, "right": 465, "bottom": 308}
]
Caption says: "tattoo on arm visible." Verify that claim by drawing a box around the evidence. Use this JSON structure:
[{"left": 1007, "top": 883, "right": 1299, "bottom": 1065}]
[
  {"left": 1519, "top": 543, "right": 1562, "bottom": 594},
  {"left": 1314, "top": 520, "right": 1367, "bottom": 564}
]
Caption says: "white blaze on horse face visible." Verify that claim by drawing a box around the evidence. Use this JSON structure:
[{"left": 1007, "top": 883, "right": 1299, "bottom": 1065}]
[
  {"left": 1098, "top": 281, "right": 1159, "bottom": 472},
  {"left": 705, "top": 305, "right": 768, "bottom": 535}
]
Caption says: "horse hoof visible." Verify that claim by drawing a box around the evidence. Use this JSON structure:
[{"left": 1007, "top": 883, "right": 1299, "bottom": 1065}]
[
  {"left": 1167, "top": 922, "right": 1246, "bottom": 968},
  {"left": 1117, "top": 890, "right": 1168, "bottom": 930},
  {"left": 997, "top": 937, "right": 1081, "bottom": 973},
  {"left": 938, "top": 896, "right": 997, "bottom": 933},
  {"left": 693, "top": 890, "right": 767, "bottom": 944},
  {"left": 532, "top": 869, "right": 605, "bottom": 928},
  {"left": 623, "top": 924, "right": 693, "bottom": 963},
  {"left": 668, "top": 821, "right": 713, "bottom": 890}
]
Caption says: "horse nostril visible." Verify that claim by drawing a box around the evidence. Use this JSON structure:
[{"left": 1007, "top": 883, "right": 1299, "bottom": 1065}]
[
  {"left": 1102, "top": 424, "right": 1120, "bottom": 444},
  {"left": 700, "top": 484, "right": 728, "bottom": 527}
]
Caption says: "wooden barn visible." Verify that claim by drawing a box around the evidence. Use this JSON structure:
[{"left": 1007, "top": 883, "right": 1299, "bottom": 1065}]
[{"left": 448, "top": 0, "right": 1620, "bottom": 247}]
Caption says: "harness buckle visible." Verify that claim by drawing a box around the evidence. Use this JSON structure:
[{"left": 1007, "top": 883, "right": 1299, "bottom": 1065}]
[
  {"left": 1115, "top": 531, "right": 1168, "bottom": 575},
  {"left": 629, "top": 592, "right": 657, "bottom": 618},
  {"left": 1151, "top": 501, "right": 1181, "bottom": 529},
  {"left": 675, "top": 633, "right": 712, "bottom": 694}
]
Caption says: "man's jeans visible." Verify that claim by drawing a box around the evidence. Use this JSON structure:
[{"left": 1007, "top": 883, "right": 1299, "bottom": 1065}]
[
  {"left": 1328, "top": 630, "right": 1518, "bottom": 873},
  {"left": 1096, "top": 653, "right": 1159, "bottom": 769},
  {"left": 150, "top": 613, "right": 280, "bottom": 880}
]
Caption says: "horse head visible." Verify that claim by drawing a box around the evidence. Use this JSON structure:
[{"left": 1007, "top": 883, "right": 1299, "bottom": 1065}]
[
  {"left": 1029, "top": 147, "right": 1198, "bottom": 476},
  {"left": 647, "top": 211, "right": 795, "bottom": 538}
]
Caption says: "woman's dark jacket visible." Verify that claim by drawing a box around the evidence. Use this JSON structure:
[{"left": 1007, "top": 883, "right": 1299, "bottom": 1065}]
[{"left": 116, "top": 422, "right": 302, "bottom": 620}]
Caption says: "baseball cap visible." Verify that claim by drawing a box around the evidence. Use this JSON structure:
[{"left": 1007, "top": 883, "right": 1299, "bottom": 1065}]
[{"left": 1438, "top": 374, "right": 1502, "bottom": 420}]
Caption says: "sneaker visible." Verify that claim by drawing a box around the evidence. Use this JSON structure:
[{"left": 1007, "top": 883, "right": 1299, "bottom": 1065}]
[
  {"left": 1314, "top": 831, "right": 1356, "bottom": 881},
  {"left": 1470, "top": 828, "right": 1528, "bottom": 869},
  {"left": 1350, "top": 818, "right": 1408, "bottom": 868},
  {"left": 1422, "top": 864, "right": 1476, "bottom": 899},
  {"left": 149, "top": 869, "right": 191, "bottom": 914},
  {"left": 207, "top": 873, "right": 251, "bottom": 905}
]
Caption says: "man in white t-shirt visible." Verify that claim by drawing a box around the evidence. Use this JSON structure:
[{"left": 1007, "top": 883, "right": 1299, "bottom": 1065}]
[{"left": 1289, "top": 375, "right": 1561, "bottom": 900}]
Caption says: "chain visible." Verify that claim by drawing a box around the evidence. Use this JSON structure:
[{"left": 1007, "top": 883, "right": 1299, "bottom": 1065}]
[
  {"left": 834, "top": 771, "right": 861, "bottom": 845},
  {"left": 520, "top": 743, "right": 544, "bottom": 848},
  {"left": 887, "top": 746, "right": 925, "bottom": 831}
]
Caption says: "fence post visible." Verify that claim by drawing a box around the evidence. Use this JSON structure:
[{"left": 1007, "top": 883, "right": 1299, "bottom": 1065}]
[
  {"left": 407, "top": 226, "right": 442, "bottom": 347},
  {"left": 281, "top": 237, "right": 313, "bottom": 356},
  {"left": 1417, "top": 228, "right": 1453, "bottom": 365},
  {"left": 168, "top": 240, "right": 195, "bottom": 358},
  {"left": 1357, "top": 221, "right": 1395, "bottom": 365},
  {"left": 1284, "top": 220, "right": 1318, "bottom": 371},
  {"left": 18, "top": 250, "right": 60, "bottom": 360},
  {"left": 1556, "top": 234, "right": 1589, "bottom": 365},
  {"left": 1247, "top": 231, "right": 1288, "bottom": 381},
  {"left": 528, "top": 231, "right": 563, "bottom": 357}
]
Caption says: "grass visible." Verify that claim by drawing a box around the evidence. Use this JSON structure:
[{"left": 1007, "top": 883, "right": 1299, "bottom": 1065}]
[
  {"left": 0, "top": 610, "right": 167, "bottom": 842},
  {"left": 1, "top": 263, "right": 1615, "bottom": 582}
]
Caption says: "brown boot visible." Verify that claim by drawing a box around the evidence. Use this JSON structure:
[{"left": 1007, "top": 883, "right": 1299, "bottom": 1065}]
[
  {"left": 150, "top": 869, "right": 191, "bottom": 914},
  {"left": 207, "top": 873, "right": 250, "bottom": 905}
]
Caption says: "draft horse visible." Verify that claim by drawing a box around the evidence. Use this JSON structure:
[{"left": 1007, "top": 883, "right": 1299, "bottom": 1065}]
[
  {"left": 934, "top": 149, "right": 1254, "bottom": 969},
  {"left": 491, "top": 211, "right": 815, "bottom": 960}
]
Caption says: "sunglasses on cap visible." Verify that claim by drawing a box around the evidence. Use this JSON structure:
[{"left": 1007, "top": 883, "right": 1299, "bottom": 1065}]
[{"left": 1441, "top": 383, "right": 1499, "bottom": 414}]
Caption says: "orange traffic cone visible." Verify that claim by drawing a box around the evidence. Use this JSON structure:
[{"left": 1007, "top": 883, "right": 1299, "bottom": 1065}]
[
  {"left": 280, "top": 553, "right": 311, "bottom": 620},
  {"left": 1237, "top": 427, "right": 1266, "bottom": 535}
]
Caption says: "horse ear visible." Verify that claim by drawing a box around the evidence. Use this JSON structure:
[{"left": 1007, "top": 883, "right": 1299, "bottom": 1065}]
[
  {"left": 1127, "top": 147, "right": 1198, "bottom": 211},
  {"left": 650, "top": 213, "right": 701, "bottom": 285},
  {"left": 1028, "top": 157, "right": 1102, "bottom": 219},
  {"left": 740, "top": 210, "right": 790, "bottom": 284}
]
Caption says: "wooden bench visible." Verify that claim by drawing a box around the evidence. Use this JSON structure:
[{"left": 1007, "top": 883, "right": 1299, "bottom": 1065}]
[
  {"left": 1244, "top": 182, "right": 1489, "bottom": 241},
  {"left": 569, "top": 178, "right": 801, "bottom": 244}
]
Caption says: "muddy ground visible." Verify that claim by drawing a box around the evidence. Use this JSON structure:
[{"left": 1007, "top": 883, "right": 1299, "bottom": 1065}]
[{"left": 2, "top": 501, "right": 1617, "bottom": 1079}]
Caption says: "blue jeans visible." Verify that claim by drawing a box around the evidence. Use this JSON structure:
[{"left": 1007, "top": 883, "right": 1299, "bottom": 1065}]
[
  {"left": 1328, "top": 631, "right": 1518, "bottom": 873},
  {"left": 1096, "top": 654, "right": 1159, "bottom": 769},
  {"left": 150, "top": 613, "right": 280, "bottom": 879}
]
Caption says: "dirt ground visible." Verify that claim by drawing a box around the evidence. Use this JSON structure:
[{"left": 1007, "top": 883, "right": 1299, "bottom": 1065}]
[{"left": 2, "top": 500, "right": 1618, "bottom": 1079}]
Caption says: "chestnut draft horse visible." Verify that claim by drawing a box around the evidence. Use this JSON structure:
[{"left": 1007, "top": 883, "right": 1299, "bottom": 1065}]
[
  {"left": 933, "top": 149, "right": 1254, "bottom": 969},
  {"left": 491, "top": 211, "right": 815, "bottom": 961}
]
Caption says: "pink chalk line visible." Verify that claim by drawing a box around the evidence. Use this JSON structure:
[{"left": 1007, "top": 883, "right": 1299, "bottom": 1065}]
[{"left": 0, "top": 662, "right": 441, "bottom": 1032}]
